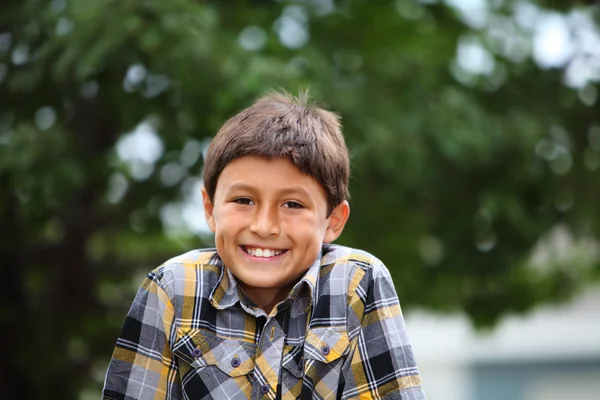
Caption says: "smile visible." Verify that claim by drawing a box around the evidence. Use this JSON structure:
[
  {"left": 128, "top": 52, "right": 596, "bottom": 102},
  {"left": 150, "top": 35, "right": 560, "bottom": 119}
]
[{"left": 241, "top": 245, "right": 287, "bottom": 258}]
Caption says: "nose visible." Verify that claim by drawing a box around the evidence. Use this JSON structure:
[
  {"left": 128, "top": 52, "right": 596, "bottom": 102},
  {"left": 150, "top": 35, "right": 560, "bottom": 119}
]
[{"left": 249, "top": 205, "right": 280, "bottom": 237}]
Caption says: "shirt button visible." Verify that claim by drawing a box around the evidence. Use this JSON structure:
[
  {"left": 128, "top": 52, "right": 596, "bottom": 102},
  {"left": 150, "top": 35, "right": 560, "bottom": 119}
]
[
  {"left": 231, "top": 356, "right": 241, "bottom": 368},
  {"left": 192, "top": 348, "right": 202, "bottom": 358},
  {"left": 321, "top": 345, "right": 330, "bottom": 356},
  {"left": 260, "top": 385, "right": 269, "bottom": 394}
]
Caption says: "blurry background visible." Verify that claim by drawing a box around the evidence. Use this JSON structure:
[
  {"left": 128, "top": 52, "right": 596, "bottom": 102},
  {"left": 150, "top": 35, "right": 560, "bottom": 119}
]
[{"left": 1, "top": 0, "right": 599, "bottom": 399}]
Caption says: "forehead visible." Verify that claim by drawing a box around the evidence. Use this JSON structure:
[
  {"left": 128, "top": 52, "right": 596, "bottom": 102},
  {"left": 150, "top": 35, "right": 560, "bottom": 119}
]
[{"left": 217, "top": 156, "right": 326, "bottom": 196}]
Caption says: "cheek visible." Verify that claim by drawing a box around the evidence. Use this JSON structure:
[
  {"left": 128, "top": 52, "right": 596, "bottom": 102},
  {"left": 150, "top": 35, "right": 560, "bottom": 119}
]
[
  {"left": 284, "top": 215, "right": 327, "bottom": 243},
  {"left": 214, "top": 207, "right": 245, "bottom": 229},
  {"left": 215, "top": 218, "right": 252, "bottom": 247}
]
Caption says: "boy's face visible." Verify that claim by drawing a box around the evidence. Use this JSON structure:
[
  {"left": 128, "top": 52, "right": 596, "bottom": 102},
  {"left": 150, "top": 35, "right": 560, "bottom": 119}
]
[{"left": 202, "top": 156, "right": 349, "bottom": 306}]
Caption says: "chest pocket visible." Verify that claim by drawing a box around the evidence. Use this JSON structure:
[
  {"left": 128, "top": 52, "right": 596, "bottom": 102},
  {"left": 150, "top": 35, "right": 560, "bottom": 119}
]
[
  {"left": 173, "top": 328, "right": 256, "bottom": 378},
  {"left": 304, "top": 327, "right": 349, "bottom": 363},
  {"left": 300, "top": 327, "right": 350, "bottom": 399}
]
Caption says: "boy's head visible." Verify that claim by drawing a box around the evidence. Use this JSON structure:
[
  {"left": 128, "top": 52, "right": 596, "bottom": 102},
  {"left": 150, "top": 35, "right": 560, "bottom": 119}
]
[
  {"left": 203, "top": 91, "right": 349, "bottom": 216},
  {"left": 201, "top": 91, "right": 351, "bottom": 310}
]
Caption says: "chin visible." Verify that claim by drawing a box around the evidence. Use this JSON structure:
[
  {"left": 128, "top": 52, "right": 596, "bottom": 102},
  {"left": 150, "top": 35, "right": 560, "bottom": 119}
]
[{"left": 245, "top": 277, "right": 282, "bottom": 288}]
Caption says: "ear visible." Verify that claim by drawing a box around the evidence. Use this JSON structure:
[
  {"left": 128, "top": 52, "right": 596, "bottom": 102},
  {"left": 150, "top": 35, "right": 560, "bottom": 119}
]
[
  {"left": 324, "top": 200, "right": 350, "bottom": 243},
  {"left": 201, "top": 186, "right": 217, "bottom": 233}
]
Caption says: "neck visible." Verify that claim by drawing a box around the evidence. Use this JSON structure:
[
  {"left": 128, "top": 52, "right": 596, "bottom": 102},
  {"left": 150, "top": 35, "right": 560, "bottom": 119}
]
[{"left": 240, "top": 284, "right": 291, "bottom": 315}]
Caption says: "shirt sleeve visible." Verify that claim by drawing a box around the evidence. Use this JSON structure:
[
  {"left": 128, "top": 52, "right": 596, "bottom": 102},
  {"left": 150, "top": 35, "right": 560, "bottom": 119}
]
[
  {"left": 102, "top": 272, "right": 181, "bottom": 400},
  {"left": 340, "top": 260, "right": 426, "bottom": 399}
]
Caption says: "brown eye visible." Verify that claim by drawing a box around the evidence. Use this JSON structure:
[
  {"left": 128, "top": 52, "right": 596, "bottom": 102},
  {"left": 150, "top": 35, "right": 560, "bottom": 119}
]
[
  {"left": 233, "top": 198, "right": 254, "bottom": 205},
  {"left": 283, "top": 201, "right": 303, "bottom": 209}
]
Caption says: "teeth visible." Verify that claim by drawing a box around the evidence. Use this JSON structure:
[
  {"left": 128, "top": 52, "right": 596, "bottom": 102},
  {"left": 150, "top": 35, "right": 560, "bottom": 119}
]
[{"left": 245, "top": 247, "right": 283, "bottom": 258}]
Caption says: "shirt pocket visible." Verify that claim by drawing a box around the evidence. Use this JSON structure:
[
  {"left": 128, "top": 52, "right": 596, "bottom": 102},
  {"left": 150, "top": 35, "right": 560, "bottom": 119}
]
[
  {"left": 173, "top": 328, "right": 256, "bottom": 382},
  {"left": 304, "top": 327, "right": 349, "bottom": 364},
  {"left": 302, "top": 327, "right": 350, "bottom": 398}
]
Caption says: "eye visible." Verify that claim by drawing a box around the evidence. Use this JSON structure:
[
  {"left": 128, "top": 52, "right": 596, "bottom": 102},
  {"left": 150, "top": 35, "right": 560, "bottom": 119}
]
[
  {"left": 283, "top": 201, "right": 304, "bottom": 209},
  {"left": 233, "top": 197, "right": 254, "bottom": 205}
]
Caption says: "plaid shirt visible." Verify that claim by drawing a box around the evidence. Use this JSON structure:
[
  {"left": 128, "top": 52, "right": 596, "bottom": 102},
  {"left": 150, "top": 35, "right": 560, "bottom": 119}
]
[{"left": 102, "top": 244, "right": 425, "bottom": 399}]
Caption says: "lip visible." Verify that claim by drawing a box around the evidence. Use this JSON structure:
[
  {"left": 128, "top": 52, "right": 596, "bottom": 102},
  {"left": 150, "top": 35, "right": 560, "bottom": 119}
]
[
  {"left": 238, "top": 245, "right": 289, "bottom": 262},
  {"left": 242, "top": 244, "right": 287, "bottom": 251}
]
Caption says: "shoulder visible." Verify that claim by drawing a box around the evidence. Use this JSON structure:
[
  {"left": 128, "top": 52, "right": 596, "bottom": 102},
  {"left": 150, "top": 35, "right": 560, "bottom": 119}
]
[
  {"left": 147, "top": 248, "right": 223, "bottom": 298},
  {"left": 317, "top": 244, "right": 391, "bottom": 294},
  {"left": 312, "top": 245, "right": 396, "bottom": 333},
  {"left": 320, "top": 244, "right": 389, "bottom": 278}
]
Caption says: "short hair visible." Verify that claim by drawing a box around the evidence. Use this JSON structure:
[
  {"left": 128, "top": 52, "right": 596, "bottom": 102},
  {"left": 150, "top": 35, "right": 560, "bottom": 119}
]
[{"left": 203, "top": 90, "right": 350, "bottom": 216}]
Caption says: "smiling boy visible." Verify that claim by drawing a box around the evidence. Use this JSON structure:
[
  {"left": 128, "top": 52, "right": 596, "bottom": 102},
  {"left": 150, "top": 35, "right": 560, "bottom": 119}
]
[{"left": 102, "top": 92, "right": 425, "bottom": 399}]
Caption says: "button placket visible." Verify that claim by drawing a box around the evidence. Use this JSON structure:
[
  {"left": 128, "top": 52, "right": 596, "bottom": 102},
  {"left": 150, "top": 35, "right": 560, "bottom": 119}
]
[
  {"left": 260, "top": 384, "right": 269, "bottom": 395},
  {"left": 254, "top": 317, "right": 284, "bottom": 399}
]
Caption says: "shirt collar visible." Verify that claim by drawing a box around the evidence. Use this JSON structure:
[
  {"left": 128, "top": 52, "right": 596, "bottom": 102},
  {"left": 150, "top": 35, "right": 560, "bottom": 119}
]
[
  {"left": 209, "top": 261, "right": 239, "bottom": 310},
  {"left": 209, "top": 249, "right": 322, "bottom": 312},
  {"left": 288, "top": 252, "right": 321, "bottom": 309}
]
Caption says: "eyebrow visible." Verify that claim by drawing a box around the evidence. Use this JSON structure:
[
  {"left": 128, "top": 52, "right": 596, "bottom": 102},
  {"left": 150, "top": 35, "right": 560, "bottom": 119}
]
[
  {"left": 227, "top": 183, "right": 256, "bottom": 193},
  {"left": 279, "top": 187, "right": 311, "bottom": 198},
  {"left": 227, "top": 183, "right": 311, "bottom": 198}
]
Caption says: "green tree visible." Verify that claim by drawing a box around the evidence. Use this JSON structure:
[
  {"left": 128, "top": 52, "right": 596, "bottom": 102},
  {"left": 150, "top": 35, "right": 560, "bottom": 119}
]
[{"left": 1, "top": 0, "right": 599, "bottom": 398}]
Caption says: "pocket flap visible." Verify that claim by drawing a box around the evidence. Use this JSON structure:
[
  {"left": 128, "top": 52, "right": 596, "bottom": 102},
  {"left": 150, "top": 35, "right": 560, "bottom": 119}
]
[
  {"left": 174, "top": 328, "right": 256, "bottom": 377},
  {"left": 304, "top": 327, "right": 349, "bottom": 363}
]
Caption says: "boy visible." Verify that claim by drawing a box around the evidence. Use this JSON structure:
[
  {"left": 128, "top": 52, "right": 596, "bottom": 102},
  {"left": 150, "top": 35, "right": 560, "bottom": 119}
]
[{"left": 103, "top": 92, "right": 425, "bottom": 399}]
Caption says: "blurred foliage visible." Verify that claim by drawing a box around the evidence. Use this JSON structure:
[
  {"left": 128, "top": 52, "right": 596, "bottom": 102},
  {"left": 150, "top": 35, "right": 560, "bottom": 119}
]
[{"left": 1, "top": 0, "right": 600, "bottom": 398}]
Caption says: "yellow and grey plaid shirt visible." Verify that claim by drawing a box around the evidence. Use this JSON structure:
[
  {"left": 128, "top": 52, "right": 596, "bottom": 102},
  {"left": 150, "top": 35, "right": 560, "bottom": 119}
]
[{"left": 102, "top": 244, "right": 424, "bottom": 399}]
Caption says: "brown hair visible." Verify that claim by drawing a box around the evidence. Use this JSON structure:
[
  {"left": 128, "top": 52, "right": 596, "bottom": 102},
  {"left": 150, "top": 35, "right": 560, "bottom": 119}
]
[{"left": 203, "top": 90, "right": 350, "bottom": 215}]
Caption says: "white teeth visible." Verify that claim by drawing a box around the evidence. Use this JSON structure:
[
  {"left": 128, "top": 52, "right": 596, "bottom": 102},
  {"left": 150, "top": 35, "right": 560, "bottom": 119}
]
[{"left": 244, "top": 247, "right": 283, "bottom": 258}]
